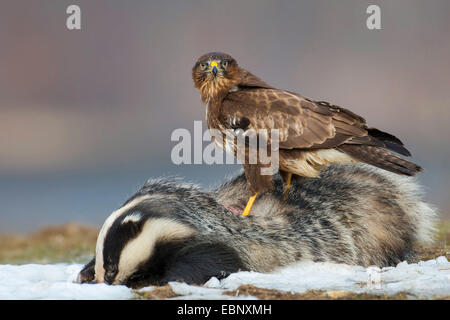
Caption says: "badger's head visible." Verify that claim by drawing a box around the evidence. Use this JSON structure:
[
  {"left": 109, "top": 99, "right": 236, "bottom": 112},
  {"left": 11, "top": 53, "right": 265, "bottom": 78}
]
[
  {"left": 78, "top": 192, "right": 245, "bottom": 288},
  {"left": 94, "top": 194, "right": 197, "bottom": 287}
]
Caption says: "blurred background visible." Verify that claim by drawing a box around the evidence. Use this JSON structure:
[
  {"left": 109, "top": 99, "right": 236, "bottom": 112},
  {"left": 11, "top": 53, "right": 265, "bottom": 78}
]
[{"left": 0, "top": 0, "right": 449, "bottom": 233}]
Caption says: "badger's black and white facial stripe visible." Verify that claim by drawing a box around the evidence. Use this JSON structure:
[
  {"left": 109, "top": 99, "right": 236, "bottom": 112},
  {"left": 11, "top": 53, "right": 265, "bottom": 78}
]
[
  {"left": 88, "top": 194, "right": 245, "bottom": 288},
  {"left": 94, "top": 195, "right": 196, "bottom": 286}
]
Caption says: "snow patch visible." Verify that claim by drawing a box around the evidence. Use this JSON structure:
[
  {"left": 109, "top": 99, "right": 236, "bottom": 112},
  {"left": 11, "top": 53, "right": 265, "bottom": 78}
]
[
  {"left": 0, "top": 264, "right": 132, "bottom": 300},
  {"left": 0, "top": 257, "right": 449, "bottom": 299},
  {"left": 210, "top": 257, "right": 450, "bottom": 299}
]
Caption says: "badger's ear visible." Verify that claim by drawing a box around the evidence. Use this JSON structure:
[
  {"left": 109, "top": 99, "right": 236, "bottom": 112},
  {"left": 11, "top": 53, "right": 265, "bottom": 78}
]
[
  {"left": 121, "top": 212, "right": 143, "bottom": 236},
  {"left": 164, "top": 242, "right": 245, "bottom": 285},
  {"left": 76, "top": 257, "right": 96, "bottom": 283},
  {"left": 128, "top": 221, "right": 140, "bottom": 236}
]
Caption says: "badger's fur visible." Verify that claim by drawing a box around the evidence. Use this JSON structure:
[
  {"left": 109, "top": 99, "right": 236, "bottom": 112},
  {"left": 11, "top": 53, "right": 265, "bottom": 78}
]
[{"left": 77, "top": 164, "right": 437, "bottom": 288}]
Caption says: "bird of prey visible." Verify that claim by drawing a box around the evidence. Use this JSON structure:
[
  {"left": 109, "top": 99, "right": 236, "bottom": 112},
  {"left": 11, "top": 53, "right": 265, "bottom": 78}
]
[{"left": 192, "top": 52, "right": 422, "bottom": 216}]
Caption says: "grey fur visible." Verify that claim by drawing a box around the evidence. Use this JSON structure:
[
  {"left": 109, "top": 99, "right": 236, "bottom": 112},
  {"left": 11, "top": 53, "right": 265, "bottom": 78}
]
[{"left": 78, "top": 164, "right": 437, "bottom": 287}]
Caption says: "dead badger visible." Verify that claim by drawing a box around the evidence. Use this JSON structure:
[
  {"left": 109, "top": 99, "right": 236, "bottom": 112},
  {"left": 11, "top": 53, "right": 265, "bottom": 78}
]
[{"left": 77, "top": 164, "right": 436, "bottom": 288}]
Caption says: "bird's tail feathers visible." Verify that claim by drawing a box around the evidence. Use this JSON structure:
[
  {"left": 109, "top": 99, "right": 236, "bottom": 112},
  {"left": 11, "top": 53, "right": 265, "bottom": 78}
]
[
  {"left": 367, "top": 128, "right": 412, "bottom": 157},
  {"left": 338, "top": 145, "right": 423, "bottom": 176}
]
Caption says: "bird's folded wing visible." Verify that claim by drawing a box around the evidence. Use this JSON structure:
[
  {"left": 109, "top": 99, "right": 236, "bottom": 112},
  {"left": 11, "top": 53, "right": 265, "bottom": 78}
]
[{"left": 221, "top": 88, "right": 370, "bottom": 150}]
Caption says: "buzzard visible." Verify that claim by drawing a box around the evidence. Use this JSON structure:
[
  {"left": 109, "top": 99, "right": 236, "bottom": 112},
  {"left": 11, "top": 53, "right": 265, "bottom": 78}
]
[{"left": 192, "top": 52, "right": 422, "bottom": 216}]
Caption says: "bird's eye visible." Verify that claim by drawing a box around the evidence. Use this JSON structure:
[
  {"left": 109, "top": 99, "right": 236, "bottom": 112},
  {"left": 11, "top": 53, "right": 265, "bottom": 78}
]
[
  {"left": 199, "top": 62, "right": 208, "bottom": 71},
  {"left": 221, "top": 60, "right": 228, "bottom": 68}
]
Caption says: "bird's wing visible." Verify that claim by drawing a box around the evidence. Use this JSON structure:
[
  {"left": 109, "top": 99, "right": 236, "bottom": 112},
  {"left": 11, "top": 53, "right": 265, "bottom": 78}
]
[{"left": 220, "top": 88, "right": 371, "bottom": 150}]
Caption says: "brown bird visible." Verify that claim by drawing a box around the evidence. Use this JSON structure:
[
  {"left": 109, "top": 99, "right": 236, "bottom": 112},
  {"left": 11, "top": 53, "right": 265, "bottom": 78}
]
[{"left": 192, "top": 52, "right": 422, "bottom": 216}]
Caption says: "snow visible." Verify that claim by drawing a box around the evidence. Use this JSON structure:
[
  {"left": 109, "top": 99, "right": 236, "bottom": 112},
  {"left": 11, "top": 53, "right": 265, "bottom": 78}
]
[
  {"left": 0, "top": 264, "right": 133, "bottom": 300},
  {"left": 0, "top": 257, "right": 449, "bottom": 299},
  {"left": 212, "top": 258, "right": 450, "bottom": 299}
]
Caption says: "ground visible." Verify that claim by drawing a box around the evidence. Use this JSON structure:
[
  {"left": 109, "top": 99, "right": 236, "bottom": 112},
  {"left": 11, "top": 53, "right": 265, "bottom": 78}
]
[
  {"left": 0, "top": 223, "right": 97, "bottom": 264},
  {"left": 0, "top": 221, "right": 449, "bottom": 300}
]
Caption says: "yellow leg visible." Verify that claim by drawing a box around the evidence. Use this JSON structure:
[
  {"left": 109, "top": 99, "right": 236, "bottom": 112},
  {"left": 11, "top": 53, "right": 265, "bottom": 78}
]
[
  {"left": 242, "top": 193, "right": 258, "bottom": 216},
  {"left": 283, "top": 173, "right": 293, "bottom": 200}
]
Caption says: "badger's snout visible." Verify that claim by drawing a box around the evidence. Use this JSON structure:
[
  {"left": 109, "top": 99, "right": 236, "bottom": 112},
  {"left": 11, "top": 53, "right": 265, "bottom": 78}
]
[
  {"left": 104, "top": 269, "right": 118, "bottom": 285},
  {"left": 76, "top": 258, "right": 96, "bottom": 284}
]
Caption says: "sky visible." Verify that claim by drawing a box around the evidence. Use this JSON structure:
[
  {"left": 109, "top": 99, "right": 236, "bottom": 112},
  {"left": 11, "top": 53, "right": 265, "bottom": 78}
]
[{"left": 0, "top": 0, "right": 449, "bottom": 232}]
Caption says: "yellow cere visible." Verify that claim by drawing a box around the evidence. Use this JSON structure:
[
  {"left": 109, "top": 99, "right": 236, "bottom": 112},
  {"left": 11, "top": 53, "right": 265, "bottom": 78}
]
[{"left": 210, "top": 61, "right": 219, "bottom": 68}]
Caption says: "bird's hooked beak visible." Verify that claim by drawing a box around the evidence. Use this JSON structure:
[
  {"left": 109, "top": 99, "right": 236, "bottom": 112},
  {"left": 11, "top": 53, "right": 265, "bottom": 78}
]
[{"left": 210, "top": 61, "right": 218, "bottom": 77}]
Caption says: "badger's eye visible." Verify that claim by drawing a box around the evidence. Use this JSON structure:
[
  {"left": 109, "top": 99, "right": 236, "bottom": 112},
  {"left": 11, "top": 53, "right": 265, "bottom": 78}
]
[
  {"left": 199, "top": 62, "right": 208, "bottom": 71},
  {"left": 221, "top": 60, "right": 228, "bottom": 68}
]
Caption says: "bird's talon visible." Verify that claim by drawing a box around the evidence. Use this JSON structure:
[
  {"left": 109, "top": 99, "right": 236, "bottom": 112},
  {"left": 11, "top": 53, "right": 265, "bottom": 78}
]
[{"left": 242, "top": 193, "right": 258, "bottom": 216}]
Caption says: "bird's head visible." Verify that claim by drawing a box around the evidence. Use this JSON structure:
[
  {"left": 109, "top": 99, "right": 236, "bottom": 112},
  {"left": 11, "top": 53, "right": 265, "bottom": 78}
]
[{"left": 192, "top": 52, "right": 240, "bottom": 102}]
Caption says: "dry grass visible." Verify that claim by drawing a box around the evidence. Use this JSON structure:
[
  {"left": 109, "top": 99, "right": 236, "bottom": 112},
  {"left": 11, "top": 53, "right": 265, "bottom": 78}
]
[
  {"left": 0, "top": 223, "right": 98, "bottom": 264},
  {"left": 134, "top": 285, "right": 417, "bottom": 300},
  {"left": 134, "top": 285, "right": 180, "bottom": 300},
  {"left": 415, "top": 220, "right": 450, "bottom": 262},
  {"left": 223, "top": 285, "right": 415, "bottom": 300}
]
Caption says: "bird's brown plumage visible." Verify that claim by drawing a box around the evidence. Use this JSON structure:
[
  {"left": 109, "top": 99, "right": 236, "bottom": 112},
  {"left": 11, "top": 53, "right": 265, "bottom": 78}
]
[{"left": 192, "top": 52, "right": 422, "bottom": 194}]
